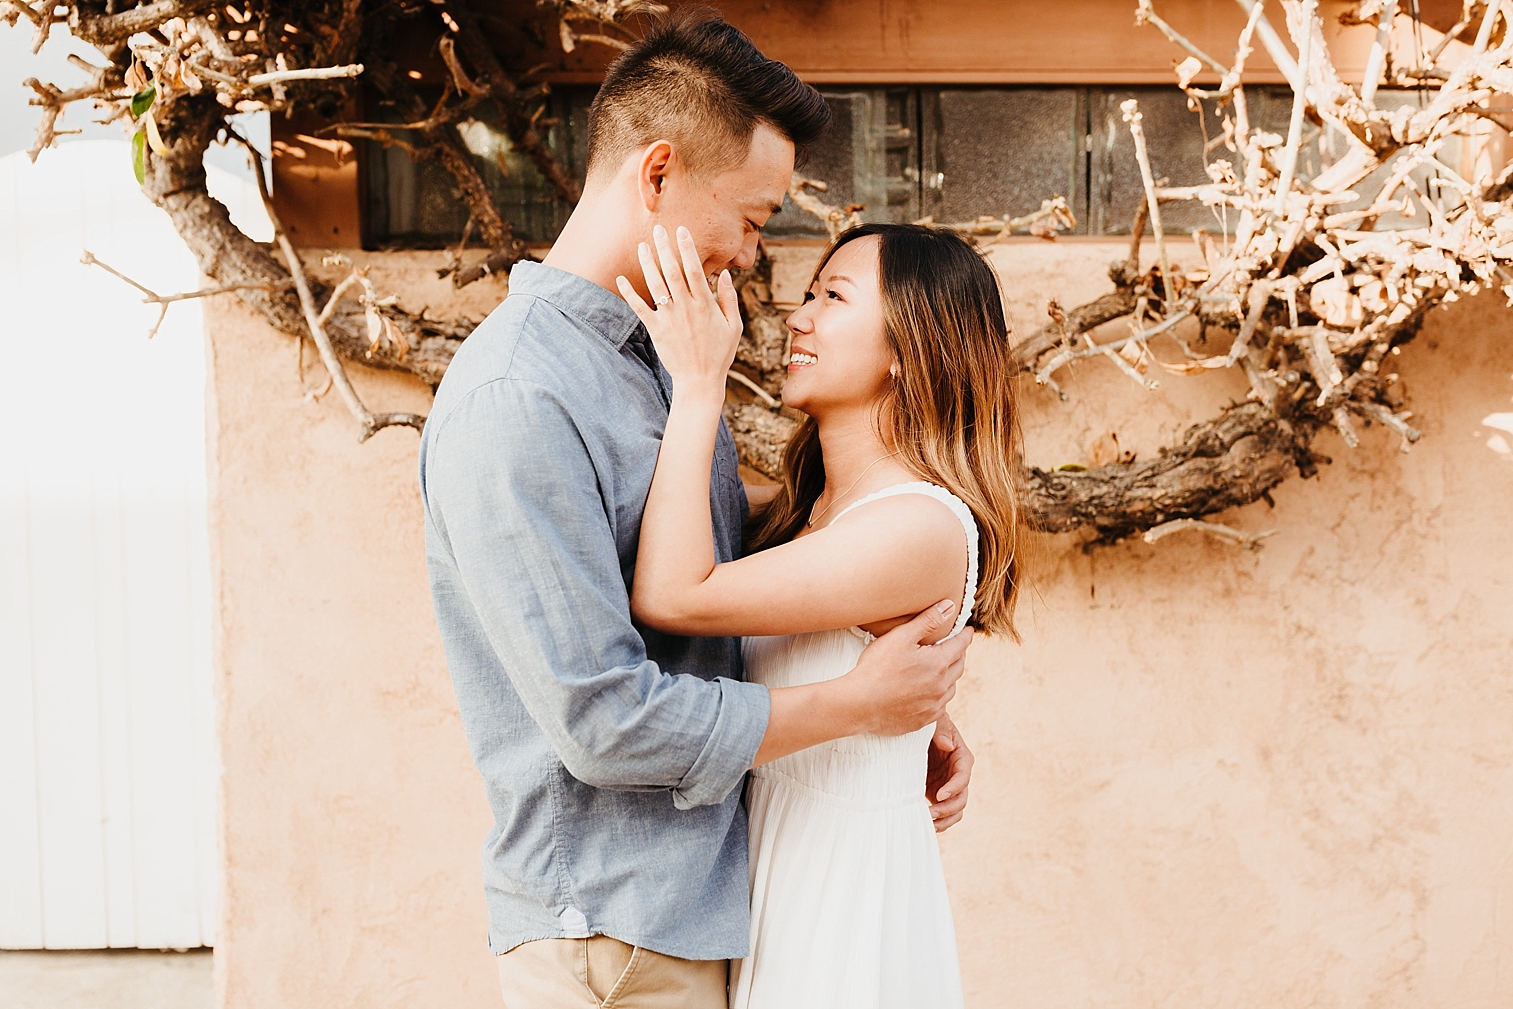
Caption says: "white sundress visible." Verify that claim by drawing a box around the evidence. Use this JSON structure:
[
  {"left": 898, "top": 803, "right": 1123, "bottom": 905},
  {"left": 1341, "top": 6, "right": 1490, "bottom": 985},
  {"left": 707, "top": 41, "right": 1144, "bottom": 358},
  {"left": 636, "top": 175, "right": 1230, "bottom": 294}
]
[{"left": 730, "top": 482, "right": 979, "bottom": 1009}]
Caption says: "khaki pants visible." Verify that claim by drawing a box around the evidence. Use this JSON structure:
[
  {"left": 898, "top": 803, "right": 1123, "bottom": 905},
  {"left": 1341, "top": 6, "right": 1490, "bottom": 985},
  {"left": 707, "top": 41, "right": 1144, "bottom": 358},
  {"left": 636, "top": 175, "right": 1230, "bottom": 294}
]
[{"left": 497, "top": 935, "right": 729, "bottom": 1009}]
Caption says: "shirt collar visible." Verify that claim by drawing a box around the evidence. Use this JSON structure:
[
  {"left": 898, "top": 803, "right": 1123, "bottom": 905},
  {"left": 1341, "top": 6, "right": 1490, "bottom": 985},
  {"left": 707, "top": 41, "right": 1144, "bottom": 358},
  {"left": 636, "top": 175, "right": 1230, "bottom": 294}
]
[{"left": 507, "top": 260, "right": 645, "bottom": 350}]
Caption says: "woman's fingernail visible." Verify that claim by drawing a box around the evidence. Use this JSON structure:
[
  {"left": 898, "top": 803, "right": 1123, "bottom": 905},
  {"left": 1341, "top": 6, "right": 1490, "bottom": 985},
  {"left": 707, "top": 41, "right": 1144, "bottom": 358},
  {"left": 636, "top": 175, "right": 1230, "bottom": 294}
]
[
  {"left": 678, "top": 225, "right": 691, "bottom": 238},
  {"left": 935, "top": 600, "right": 955, "bottom": 617},
  {"left": 654, "top": 224, "right": 666, "bottom": 238},
  {"left": 937, "top": 791, "right": 952, "bottom": 801}
]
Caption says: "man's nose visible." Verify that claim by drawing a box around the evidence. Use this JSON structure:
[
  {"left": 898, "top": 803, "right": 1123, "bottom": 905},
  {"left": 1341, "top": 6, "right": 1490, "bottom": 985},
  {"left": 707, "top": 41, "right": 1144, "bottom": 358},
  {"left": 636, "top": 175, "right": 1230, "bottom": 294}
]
[{"left": 730, "top": 233, "right": 760, "bottom": 271}]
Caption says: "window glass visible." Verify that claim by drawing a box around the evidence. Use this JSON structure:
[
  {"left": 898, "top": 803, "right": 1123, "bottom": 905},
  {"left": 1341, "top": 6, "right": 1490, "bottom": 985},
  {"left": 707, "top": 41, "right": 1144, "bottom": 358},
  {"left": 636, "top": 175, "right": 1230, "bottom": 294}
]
[
  {"left": 1328, "top": 88, "right": 1468, "bottom": 232},
  {"left": 361, "top": 84, "right": 1465, "bottom": 248},
  {"left": 761, "top": 89, "right": 919, "bottom": 237},
  {"left": 922, "top": 88, "right": 1085, "bottom": 231},
  {"left": 362, "top": 87, "right": 592, "bottom": 248},
  {"left": 1088, "top": 86, "right": 1295, "bottom": 236}
]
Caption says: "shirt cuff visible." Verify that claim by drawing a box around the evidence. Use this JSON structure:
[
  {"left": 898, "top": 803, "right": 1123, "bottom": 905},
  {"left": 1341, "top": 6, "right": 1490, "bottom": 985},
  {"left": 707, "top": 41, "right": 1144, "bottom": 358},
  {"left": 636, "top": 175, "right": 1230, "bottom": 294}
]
[{"left": 670, "top": 678, "right": 771, "bottom": 810}]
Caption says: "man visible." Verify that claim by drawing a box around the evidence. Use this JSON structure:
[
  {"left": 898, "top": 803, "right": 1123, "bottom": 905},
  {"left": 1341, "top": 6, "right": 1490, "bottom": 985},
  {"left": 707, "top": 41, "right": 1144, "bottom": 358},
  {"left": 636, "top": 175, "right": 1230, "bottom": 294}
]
[{"left": 420, "top": 13, "right": 975, "bottom": 1007}]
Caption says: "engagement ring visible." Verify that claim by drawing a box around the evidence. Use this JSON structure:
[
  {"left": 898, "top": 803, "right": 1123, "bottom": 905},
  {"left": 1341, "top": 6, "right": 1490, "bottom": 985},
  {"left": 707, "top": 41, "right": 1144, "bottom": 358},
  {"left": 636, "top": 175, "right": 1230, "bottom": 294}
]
[{"left": 654, "top": 295, "right": 671, "bottom": 307}]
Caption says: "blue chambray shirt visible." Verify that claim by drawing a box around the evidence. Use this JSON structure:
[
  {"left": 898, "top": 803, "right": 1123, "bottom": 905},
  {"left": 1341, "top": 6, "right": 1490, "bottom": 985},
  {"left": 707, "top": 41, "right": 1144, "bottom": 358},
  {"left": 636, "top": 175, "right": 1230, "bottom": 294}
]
[{"left": 419, "top": 261, "right": 771, "bottom": 961}]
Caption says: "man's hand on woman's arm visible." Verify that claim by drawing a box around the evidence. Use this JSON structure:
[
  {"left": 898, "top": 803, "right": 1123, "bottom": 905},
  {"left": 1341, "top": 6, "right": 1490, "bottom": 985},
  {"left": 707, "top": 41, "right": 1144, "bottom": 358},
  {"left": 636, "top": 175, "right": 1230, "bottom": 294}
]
[{"left": 753, "top": 600, "right": 972, "bottom": 766}]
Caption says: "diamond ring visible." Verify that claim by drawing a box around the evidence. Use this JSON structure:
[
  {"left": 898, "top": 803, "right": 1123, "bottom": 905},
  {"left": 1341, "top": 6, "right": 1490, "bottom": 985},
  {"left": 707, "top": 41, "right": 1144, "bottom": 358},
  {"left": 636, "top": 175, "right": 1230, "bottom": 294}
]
[{"left": 654, "top": 295, "right": 671, "bottom": 307}]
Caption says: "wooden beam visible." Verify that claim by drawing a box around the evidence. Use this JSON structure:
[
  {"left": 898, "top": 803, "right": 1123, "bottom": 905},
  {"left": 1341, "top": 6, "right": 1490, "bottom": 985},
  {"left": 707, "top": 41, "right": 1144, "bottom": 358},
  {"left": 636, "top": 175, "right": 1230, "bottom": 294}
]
[{"left": 270, "top": 109, "right": 363, "bottom": 249}]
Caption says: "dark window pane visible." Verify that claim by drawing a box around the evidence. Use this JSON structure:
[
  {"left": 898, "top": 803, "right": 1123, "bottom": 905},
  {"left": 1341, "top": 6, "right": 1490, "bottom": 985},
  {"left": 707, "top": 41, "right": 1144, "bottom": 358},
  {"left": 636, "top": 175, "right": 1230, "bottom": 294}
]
[
  {"left": 1088, "top": 85, "right": 1332, "bottom": 236},
  {"left": 921, "top": 88, "right": 1084, "bottom": 232},
  {"left": 1327, "top": 88, "right": 1466, "bottom": 231},
  {"left": 761, "top": 89, "right": 919, "bottom": 237},
  {"left": 362, "top": 81, "right": 1441, "bottom": 248},
  {"left": 1091, "top": 86, "right": 1225, "bottom": 235},
  {"left": 362, "top": 87, "right": 593, "bottom": 248}
]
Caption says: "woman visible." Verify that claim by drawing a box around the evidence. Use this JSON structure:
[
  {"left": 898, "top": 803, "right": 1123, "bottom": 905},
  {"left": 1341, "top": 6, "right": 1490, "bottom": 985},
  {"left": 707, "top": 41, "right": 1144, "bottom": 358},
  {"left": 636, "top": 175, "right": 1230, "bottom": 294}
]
[{"left": 617, "top": 222, "right": 1025, "bottom": 1008}]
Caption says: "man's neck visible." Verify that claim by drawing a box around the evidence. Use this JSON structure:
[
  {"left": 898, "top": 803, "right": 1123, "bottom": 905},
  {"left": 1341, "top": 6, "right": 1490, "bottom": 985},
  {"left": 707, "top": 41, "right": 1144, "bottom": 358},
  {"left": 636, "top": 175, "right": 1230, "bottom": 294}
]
[{"left": 540, "top": 179, "right": 647, "bottom": 302}]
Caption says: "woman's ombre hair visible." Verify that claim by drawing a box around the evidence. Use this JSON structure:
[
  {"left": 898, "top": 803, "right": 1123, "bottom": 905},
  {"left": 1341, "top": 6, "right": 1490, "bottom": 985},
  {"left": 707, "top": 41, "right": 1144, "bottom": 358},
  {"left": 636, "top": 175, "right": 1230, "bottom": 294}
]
[{"left": 747, "top": 223, "right": 1027, "bottom": 638}]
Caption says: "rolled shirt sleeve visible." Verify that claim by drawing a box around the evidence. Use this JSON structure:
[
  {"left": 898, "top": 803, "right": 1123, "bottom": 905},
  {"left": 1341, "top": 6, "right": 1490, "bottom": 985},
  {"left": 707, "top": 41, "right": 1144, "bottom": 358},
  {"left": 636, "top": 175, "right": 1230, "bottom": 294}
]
[{"left": 424, "top": 378, "right": 769, "bottom": 806}]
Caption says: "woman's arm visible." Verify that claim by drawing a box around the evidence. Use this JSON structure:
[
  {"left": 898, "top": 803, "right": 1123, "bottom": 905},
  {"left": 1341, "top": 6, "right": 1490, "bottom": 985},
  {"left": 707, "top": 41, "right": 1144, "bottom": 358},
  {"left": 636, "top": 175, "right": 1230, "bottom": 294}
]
[
  {"left": 618, "top": 226, "right": 972, "bottom": 768},
  {"left": 616, "top": 225, "right": 744, "bottom": 635},
  {"left": 621, "top": 226, "right": 968, "bottom": 642},
  {"left": 637, "top": 489, "right": 966, "bottom": 639}
]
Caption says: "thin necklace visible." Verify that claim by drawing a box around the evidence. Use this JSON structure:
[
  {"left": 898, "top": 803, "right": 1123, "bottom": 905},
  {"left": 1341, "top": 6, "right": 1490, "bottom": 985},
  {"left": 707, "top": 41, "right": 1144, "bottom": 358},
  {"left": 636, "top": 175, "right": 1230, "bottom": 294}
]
[{"left": 807, "top": 452, "right": 901, "bottom": 528}]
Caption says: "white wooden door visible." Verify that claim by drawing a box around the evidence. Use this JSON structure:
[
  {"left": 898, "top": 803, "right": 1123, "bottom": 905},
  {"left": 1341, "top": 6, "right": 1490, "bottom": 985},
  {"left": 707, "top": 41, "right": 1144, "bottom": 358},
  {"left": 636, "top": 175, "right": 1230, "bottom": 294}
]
[{"left": 0, "top": 140, "right": 267, "bottom": 949}]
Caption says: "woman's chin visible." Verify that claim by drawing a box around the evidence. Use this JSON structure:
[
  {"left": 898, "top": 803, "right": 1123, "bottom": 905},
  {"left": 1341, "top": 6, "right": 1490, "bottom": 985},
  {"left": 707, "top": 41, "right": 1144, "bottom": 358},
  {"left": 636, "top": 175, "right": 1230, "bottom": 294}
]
[
  {"left": 779, "top": 390, "right": 816, "bottom": 415},
  {"left": 777, "top": 380, "right": 805, "bottom": 412}
]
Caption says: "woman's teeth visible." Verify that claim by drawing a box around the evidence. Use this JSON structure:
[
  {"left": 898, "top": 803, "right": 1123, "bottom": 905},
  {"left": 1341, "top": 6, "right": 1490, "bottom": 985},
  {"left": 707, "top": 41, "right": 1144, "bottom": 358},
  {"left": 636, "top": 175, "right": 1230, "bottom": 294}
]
[{"left": 790, "top": 352, "right": 817, "bottom": 366}]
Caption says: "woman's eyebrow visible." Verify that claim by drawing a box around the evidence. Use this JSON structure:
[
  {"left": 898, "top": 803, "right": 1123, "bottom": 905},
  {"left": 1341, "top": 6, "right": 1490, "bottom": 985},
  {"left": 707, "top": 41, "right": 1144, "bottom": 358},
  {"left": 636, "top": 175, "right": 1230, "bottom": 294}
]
[{"left": 825, "top": 274, "right": 855, "bottom": 287}]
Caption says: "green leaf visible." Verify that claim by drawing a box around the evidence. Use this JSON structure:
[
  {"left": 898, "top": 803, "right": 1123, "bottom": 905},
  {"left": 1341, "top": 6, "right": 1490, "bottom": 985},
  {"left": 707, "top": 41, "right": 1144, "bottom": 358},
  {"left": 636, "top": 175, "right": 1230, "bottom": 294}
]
[
  {"left": 130, "top": 87, "right": 155, "bottom": 118},
  {"left": 131, "top": 130, "right": 146, "bottom": 184}
]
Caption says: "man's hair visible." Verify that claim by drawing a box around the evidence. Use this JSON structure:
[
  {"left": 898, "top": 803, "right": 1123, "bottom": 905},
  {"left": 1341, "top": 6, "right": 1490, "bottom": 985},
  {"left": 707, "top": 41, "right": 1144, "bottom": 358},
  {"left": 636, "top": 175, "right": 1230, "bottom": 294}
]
[{"left": 585, "top": 10, "right": 831, "bottom": 181}]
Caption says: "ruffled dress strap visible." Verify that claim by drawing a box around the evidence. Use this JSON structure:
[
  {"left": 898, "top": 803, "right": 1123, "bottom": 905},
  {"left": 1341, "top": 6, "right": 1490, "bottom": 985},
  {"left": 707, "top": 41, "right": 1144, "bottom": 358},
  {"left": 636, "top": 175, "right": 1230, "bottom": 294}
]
[{"left": 827, "top": 482, "right": 979, "bottom": 639}]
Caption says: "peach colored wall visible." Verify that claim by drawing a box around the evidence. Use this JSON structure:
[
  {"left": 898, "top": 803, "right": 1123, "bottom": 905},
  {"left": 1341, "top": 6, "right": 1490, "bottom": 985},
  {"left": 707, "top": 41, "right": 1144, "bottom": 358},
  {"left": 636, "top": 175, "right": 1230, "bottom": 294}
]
[
  {"left": 951, "top": 243, "right": 1513, "bottom": 1009},
  {"left": 205, "top": 256, "right": 505, "bottom": 1009},
  {"left": 205, "top": 243, "right": 1513, "bottom": 1009}
]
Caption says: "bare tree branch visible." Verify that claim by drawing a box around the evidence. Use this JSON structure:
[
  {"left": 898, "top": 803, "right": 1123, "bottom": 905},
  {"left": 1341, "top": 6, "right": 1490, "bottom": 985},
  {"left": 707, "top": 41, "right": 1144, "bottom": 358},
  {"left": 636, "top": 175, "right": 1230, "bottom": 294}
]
[
  {"left": 1142, "top": 518, "right": 1279, "bottom": 548},
  {"left": 447, "top": 0, "right": 585, "bottom": 207},
  {"left": 788, "top": 173, "right": 863, "bottom": 238},
  {"left": 246, "top": 63, "right": 362, "bottom": 88},
  {"left": 1024, "top": 402, "right": 1306, "bottom": 539},
  {"left": 1120, "top": 99, "right": 1175, "bottom": 304},
  {"left": 80, "top": 249, "right": 288, "bottom": 338},
  {"left": 23, "top": 64, "right": 108, "bottom": 161},
  {"left": 68, "top": 0, "right": 215, "bottom": 46},
  {"left": 237, "top": 133, "right": 424, "bottom": 442}
]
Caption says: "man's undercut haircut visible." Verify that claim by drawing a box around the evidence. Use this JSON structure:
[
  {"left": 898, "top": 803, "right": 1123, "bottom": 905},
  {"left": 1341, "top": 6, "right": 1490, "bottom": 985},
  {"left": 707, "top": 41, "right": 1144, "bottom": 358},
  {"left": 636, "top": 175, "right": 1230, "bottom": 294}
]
[{"left": 586, "top": 10, "right": 830, "bottom": 181}]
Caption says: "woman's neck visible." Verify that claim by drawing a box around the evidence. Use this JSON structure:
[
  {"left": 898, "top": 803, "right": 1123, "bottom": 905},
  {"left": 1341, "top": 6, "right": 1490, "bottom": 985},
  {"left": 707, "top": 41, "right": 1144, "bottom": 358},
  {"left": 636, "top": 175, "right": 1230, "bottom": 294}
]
[{"left": 810, "top": 409, "right": 910, "bottom": 522}]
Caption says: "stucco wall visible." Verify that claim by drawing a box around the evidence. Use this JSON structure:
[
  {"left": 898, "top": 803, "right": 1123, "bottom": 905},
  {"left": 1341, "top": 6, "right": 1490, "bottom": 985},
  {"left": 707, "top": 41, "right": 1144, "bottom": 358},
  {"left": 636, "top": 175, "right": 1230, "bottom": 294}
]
[
  {"left": 205, "top": 243, "right": 1513, "bottom": 1008},
  {"left": 205, "top": 257, "right": 505, "bottom": 1008}
]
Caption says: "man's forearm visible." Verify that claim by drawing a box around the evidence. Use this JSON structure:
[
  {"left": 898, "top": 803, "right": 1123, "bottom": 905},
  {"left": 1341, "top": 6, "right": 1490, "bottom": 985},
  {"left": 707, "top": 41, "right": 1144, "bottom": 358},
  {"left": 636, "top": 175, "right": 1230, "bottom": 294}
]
[
  {"left": 750, "top": 601, "right": 968, "bottom": 767},
  {"left": 752, "top": 678, "right": 871, "bottom": 767}
]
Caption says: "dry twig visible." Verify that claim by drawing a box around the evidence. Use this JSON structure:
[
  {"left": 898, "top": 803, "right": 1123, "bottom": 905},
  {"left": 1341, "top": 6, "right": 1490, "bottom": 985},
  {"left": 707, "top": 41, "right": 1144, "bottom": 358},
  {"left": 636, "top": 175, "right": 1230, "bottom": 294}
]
[
  {"left": 787, "top": 174, "right": 863, "bottom": 239},
  {"left": 79, "top": 250, "right": 287, "bottom": 338},
  {"left": 1121, "top": 99, "right": 1176, "bottom": 304},
  {"left": 1142, "top": 518, "right": 1279, "bottom": 548},
  {"left": 237, "top": 134, "right": 424, "bottom": 442}
]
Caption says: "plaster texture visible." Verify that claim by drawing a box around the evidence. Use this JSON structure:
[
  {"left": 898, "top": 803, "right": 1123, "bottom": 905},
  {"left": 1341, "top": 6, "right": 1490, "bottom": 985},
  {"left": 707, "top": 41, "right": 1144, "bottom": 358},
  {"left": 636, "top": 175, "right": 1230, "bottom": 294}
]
[
  {"left": 953, "top": 244, "right": 1513, "bottom": 1009},
  {"left": 205, "top": 255, "right": 504, "bottom": 1009},
  {"left": 0, "top": 950, "right": 212, "bottom": 1009},
  {"left": 205, "top": 243, "right": 1513, "bottom": 1008}
]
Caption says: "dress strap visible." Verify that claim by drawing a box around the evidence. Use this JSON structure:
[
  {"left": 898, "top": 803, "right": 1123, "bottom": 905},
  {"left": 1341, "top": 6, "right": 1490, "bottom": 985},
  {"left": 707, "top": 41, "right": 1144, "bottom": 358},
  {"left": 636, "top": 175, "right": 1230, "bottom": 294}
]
[{"left": 827, "top": 482, "right": 979, "bottom": 639}]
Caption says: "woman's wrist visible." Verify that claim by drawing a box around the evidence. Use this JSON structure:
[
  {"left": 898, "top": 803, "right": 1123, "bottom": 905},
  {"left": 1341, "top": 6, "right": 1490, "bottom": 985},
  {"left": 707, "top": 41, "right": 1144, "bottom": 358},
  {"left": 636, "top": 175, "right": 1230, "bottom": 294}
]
[{"left": 669, "top": 382, "right": 727, "bottom": 414}]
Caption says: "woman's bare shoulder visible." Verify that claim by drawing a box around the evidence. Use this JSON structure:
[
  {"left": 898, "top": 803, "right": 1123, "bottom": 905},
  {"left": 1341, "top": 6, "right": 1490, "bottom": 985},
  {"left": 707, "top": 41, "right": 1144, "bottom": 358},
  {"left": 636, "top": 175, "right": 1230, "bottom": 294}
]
[{"left": 825, "top": 490, "right": 970, "bottom": 582}]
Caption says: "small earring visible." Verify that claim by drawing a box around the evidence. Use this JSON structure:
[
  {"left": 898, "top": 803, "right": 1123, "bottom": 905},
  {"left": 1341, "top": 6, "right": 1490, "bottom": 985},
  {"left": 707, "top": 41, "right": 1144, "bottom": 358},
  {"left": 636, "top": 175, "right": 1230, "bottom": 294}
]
[{"left": 889, "top": 366, "right": 900, "bottom": 379}]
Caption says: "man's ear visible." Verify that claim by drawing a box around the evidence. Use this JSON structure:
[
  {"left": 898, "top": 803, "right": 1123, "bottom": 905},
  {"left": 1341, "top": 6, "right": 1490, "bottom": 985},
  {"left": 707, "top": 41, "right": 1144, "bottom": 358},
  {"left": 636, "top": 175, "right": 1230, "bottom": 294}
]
[{"left": 636, "top": 140, "right": 676, "bottom": 212}]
